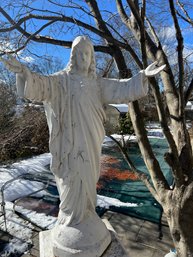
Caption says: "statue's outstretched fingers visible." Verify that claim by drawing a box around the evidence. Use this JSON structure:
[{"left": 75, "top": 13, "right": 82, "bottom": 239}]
[
  {"left": 0, "top": 56, "right": 23, "bottom": 73},
  {"left": 145, "top": 62, "right": 166, "bottom": 77}
]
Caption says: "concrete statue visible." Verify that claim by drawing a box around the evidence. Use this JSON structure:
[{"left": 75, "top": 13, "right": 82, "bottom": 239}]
[{"left": 0, "top": 36, "right": 166, "bottom": 257}]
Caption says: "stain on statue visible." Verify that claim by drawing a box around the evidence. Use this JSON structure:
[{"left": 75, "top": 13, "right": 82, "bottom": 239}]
[{"left": 0, "top": 36, "right": 165, "bottom": 257}]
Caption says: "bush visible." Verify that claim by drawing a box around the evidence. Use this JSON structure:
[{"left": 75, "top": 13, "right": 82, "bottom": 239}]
[
  {"left": 118, "top": 112, "right": 134, "bottom": 135},
  {"left": 0, "top": 83, "right": 16, "bottom": 132},
  {"left": 0, "top": 104, "right": 49, "bottom": 162}
]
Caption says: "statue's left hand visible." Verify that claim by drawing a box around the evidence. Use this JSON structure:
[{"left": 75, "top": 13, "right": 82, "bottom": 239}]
[
  {"left": 0, "top": 55, "right": 24, "bottom": 73},
  {"left": 144, "top": 61, "right": 166, "bottom": 77}
]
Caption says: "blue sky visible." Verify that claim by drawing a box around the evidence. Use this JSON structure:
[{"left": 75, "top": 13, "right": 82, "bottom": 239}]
[{"left": 1, "top": 0, "right": 193, "bottom": 71}]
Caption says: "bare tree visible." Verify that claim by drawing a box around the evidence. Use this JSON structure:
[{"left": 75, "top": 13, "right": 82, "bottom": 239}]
[{"left": 0, "top": 1, "right": 193, "bottom": 255}]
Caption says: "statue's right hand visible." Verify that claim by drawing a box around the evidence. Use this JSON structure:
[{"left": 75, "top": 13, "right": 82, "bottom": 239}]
[{"left": 0, "top": 55, "right": 24, "bottom": 73}]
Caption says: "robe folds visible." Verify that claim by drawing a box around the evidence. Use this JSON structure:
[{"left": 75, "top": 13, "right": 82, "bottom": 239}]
[{"left": 16, "top": 70, "right": 148, "bottom": 225}]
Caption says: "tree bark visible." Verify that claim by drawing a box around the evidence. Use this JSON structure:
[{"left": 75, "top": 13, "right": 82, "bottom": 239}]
[{"left": 164, "top": 185, "right": 193, "bottom": 257}]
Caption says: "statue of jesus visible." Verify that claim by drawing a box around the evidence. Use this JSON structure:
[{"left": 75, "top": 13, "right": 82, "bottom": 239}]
[{"left": 1, "top": 36, "right": 165, "bottom": 257}]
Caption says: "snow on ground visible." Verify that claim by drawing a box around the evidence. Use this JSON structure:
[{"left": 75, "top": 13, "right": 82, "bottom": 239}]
[
  {"left": 147, "top": 129, "right": 165, "bottom": 138},
  {"left": 97, "top": 195, "right": 138, "bottom": 209},
  {"left": 103, "top": 134, "right": 137, "bottom": 145},
  {"left": 0, "top": 128, "right": 165, "bottom": 256},
  {"left": 103, "top": 128, "right": 164, "bottom": 146},
  {"left": 0, "top": 202, "right": 34, "bottom": 256},
  {"left": 0, "top": 201, "right": 58, "bottom": 256},
  {"left": 11, "top": 153, "right": 51, "bottom": 175},
  {"left": 7, "top": 194, "right": 138, "bottom": 230},
  {"left": 15, "top": 205, "right": 57, "bottom": 230},
  {"left": 0, "top": 172, "right": 47, "bottom": 201},
  {"left": 0, "top": 153, "right": 52, "bottom": 202}
]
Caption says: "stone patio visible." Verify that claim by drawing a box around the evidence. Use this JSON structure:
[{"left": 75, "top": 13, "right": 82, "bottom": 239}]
[{"left": 20, "top": 211, "right": 174, "bottom": 257}]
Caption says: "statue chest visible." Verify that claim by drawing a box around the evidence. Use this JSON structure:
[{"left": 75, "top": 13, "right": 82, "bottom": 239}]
[{"left": 69, "top": 77, "right": 100, "bottom": 105}]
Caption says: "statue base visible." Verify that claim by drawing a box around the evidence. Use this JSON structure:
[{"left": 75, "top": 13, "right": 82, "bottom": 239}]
[
  {"left": 40, "top": 211, "right": 112, "bottom": 257},
  {"left": 40, "top": 219, "right": 128, "bottom": 257}
]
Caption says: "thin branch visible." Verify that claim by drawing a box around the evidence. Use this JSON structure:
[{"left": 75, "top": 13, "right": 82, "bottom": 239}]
[
  {"left": 140, "top": 0, "right": 148, "bottom": 68},
  {"left": 145, "top": 17, "right": 162, "bottom": 48},
  {"left": 0, "top": 7, "right": 105, "bottom": 37},
  {"left": 102, "top": 58, "right": 114, "bottom": 77},
  {"left": 0, "top": 7, "right": 142, "bottom": 67},
  {"left": 116, "top": 0, "right": 130, "bottom": 25},
  {"left": 129, "top": 101, "right": 170, "bottom": 192},
  {"left": 109, "top": 135, "right": 160, "bottom": 202},
  {"left": 176, "top": 10, "right": 193, "bottom": 26},
  {"left": 176, "top": 0, "right": 193, "bottom": 26},
  {"left": 85, "top": 0, "right": 142, "bottom": 72},
  {"left": 0, "top": 20, "right": 58, "bottom": 55},
  {"left": 85, "top": 0, "right": 113, "bottom": 38},
  {"left": 116, "top": 0, "right": 178, "bottom": 102},
  {"left": 22, "top": 4, "right": 69, "bottom": 17},
  {"left": 26, "top": 1, "right": 128, "bottom": 42},
  {"left": 169, "top": 0, "right": 184, "bottom": 105}
]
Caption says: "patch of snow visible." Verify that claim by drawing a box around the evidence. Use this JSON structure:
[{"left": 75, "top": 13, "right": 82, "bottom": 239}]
[
  {"left": 145, "top": 122, "right": 161, "bottom": 129},
  {"left": 0, "top": 153, "right": 52, "bottom": 202},
  {"left": 0, "top": 172, "right": 47, "bottom": 201},
  {"left": 0, "top": 202, "right": 33, "bottom": 256},
  {"left": 97, "top": 194, "right": 138, "bottom": 209},
  {"left": 11, "top": 153, "right": 51, "bottom": 175},
  {"left": 1, "top": 239, "right": 29, "bottom": 257},
  {"left": 102, "top": 134, "right": 137, "bottom": 146},
  {"left": 0, "top": 202, "right": 33, "bottom": 238},
  {"left": 15, "top": 205, "right": 57, "bottom": 229},
  {"left": 147, "top": 129, "right": 164, "bottom": 138},
  {"left": 0, "top": 201, "right": 57, "bottom": 256},
  {"left": 103, "top": 128, "right": 164, "bottom": 146}
]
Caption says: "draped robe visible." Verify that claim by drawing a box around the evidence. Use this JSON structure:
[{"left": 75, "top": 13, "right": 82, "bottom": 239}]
[{"left": 16, "top": 69, "right": 148, "bottom": 225}]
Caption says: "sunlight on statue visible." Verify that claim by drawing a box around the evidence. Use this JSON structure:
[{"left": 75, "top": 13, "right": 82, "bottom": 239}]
[{"left": 0, "top": 36, "right": 165, "bottom": 257}]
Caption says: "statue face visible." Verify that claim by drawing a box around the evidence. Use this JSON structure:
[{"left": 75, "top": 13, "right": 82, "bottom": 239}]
[{"left": 75, "top": 44, "right": 92, "bottom": 74}]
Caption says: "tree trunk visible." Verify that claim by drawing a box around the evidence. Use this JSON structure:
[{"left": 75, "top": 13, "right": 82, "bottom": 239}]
[{"left": 164, "top": 186, "right": 193, "bottom": 257}]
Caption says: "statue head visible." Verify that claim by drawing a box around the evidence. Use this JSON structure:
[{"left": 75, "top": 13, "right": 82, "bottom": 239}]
[{"left": 66, "top": 36, "right": 96, "bottom": 79}]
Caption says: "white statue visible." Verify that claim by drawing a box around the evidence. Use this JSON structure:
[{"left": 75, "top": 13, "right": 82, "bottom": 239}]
[{"left": 0, "top": 36, "right": 165, "bottom": 257}]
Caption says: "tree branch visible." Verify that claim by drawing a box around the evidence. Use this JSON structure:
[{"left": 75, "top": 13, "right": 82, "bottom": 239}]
[
  {"left": 116, "top": 0, "right": 179, "bottom": 110},
  {"left": 0, "top": 7, "right": 142, "bottom": 67},
  {"left": 129, "top": 101, "right": 170, "bottom": 192},
  {"left": 109, "top": 135, "right": 160, "bottom": 202},
  {"left": 176, "top": 0, "right": 193, "bottom": 26},
  {"left": 145, "top": 17, "right": 162, "bottom": 48},
  {"left": 169, "top": 0, "right": 185, "bottom": 118},
  {"left": 85, "top": 0, "right": 142, "bottom": 72},
  {"left": 116, "top": 0, "right": 184, "bottom": 184},
  {"left": 140, "top": 0, "right": 148, "bottom": 68}
]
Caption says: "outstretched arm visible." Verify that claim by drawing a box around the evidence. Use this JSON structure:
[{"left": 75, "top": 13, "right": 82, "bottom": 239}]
[
  {"left": 99, "top": 71, "right": 148, "bottom": 104},
  {"left": 0, "top": 56, "right": 31, "bottom": 98},
  {"left": 0, "top": 55, "right": 57, "bottom": 102},
  {"left": 144, "top": 62, "right": 166, "bottom": 77},
  {"left": 99, "top": 62, "right": 165, "bottom": 104}
]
